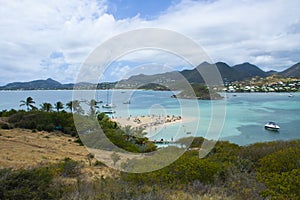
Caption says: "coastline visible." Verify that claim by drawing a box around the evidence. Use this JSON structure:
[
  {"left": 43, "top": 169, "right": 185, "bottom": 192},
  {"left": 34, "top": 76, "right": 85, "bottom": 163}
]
[{"left": 111, "top": 115, "right": 197, "bottom": 138}]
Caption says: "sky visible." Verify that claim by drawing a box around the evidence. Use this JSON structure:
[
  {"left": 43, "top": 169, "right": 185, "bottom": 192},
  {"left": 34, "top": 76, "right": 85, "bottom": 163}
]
[{"left": 0, "top": 0, "right": 300, "bottom": 85}]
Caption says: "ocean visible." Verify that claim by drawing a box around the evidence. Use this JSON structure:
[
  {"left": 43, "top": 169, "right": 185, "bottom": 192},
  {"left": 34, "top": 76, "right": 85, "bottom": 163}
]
[{"left": 0, "top": 90, "right": 299, "bottom": 145}]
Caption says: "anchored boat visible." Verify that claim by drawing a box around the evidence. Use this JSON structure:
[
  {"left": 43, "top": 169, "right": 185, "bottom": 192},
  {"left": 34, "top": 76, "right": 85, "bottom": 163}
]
[{"left": 264, "top": 122, "right": 280, "bottom": 131}]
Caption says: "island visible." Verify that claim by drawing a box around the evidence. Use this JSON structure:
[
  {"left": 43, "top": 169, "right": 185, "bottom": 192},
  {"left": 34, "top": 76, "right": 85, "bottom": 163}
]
[
  {"left": 137, "top": 83, "right": 170, "bottom": 91},
  {"left": 173, "top": 84, "right": 223, "bottom": 100}
]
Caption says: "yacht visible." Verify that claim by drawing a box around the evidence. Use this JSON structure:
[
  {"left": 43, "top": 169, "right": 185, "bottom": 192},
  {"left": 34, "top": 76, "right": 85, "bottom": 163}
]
[
  {"left": 264, "top": 122, "right": 280, "bottom": 131},
  {"left": 102, "top": 89, "right": 116, "bottom": 108}
]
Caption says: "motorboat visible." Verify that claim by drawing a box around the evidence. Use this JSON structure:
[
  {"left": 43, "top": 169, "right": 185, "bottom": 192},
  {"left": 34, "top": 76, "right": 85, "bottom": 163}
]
[
  {"left": 264, "top": 122, "right": 280, "bottom": 131},
  {"left": 288, "top": 93, "right": 294, "bottom": 97}
]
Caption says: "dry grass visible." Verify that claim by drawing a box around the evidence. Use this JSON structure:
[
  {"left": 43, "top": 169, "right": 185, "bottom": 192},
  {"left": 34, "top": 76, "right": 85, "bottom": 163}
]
[
  {"left": 0, "top": 128, "right": 88, "bottom": 169},
  {"left": 0, "top": 128, "right": 116, "bottom": 179}
]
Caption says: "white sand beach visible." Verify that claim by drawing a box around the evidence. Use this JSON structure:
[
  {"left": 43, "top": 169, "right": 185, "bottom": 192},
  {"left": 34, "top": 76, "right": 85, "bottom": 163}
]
[{"left": 111, "top": 115, "right": 196, "bottom": 136}]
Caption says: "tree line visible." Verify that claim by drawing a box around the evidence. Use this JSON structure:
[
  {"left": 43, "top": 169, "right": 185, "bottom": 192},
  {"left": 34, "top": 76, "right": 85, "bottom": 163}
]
[{"left": 19, "top": 96, "right": 101, "bottom": 116}]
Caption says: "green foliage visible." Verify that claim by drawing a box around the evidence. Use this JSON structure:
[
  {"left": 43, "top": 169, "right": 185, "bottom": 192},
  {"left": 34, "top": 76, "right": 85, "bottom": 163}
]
[
  {"left": 54, "top": 101, "right": 64, "bottom": 112},
  {"left": 137, "top": 83, "right": 170, "bottom": 91},
  {"left": 1, "top": 123, "right": 12, "bottom": 129},
  {"left": 239, "top": 140, "right": 300, "bottom": 166},
  {"left": 0, "top": 158, "right": 82, "bottom": 200},
  {"left": 0, "top": 109, "right": 18, "bottom": 117},
  {"left": 257, "top": 145, "right": 300, "bottom": 199},
  {"left": 94, "top": 112, "right": 156, "bottom": 153},
  {"left": 122, "top": 149, "right": 223, "bottom": 186},
  {"left": 40, "top": 102, "right": 53, "bottom": 112},
  {"left": 258, "top": 146, "right": 300, "bottom": 174},
  {"left": 56, "top": 157, "right": 82, "bottom": 178},
  {"left": 258, "top": 169, "right": 300, "bottom": 200},
  {"left": 19, "top": 96, "right": 37, "bottom": 111},
  {"left": 0, "top": 167, "right": 58, "bottom": 199},
  {"left": 176, "top": 84, "right": 223, "bottom": 100},
  {"left": 206, "top": 141, "right": 241, "bottom": 163},
  {"left": 8, "top": 110, "right": 77, "bottom": 136},
  {"left": 66, "top": 100, "right": 84, "bottom": 114}
]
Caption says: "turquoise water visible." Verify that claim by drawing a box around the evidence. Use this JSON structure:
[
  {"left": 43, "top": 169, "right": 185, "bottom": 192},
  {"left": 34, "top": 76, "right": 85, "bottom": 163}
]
[{"left": 0, "top": 90, "right": 299, "bottom": 145}]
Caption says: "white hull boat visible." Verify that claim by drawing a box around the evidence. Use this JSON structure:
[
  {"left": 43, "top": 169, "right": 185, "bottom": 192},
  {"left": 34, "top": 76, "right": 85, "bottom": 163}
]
[{"left": 264, "top": 122, "right": 280, "bottom": 131}]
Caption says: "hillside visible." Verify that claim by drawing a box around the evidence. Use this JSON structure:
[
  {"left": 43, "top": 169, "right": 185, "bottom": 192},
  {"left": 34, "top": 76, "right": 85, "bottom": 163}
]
[
  {"left": 1, "top": 127, "right": 299, "bottom": 199},
  {"left": 0, "top": 129, "right": 89, "bottom": 169},
  {"left": 280, "top": 62, "right": 300, "bottom": 78},
  {"left": 174, "top": 84, "right": 223, "bottom": 100},
  {"left": 0, "top": 78, "right": 74, "bottom": 90},
  {"left": 116, "top": 61, "right": 281, "bottom": 89},
  {"left": 232, "top": 62, "right": 267, "bottom": 79}
]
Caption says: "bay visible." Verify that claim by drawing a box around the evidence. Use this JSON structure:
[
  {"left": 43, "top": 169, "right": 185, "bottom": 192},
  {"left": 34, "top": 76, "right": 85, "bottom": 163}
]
[{"left": 0, "top": 90, "right": 299, "bottom": 146}]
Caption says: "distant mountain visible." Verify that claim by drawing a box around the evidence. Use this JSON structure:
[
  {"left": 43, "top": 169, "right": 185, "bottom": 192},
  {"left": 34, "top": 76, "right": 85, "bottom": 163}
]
[
  {"left": 232, "top": 62, "right": 267, "bottom": 79},
  {"left": 116, "top": 71, "right": 183, "bottom": 90},
  {"left": 179, "top": 62, "right": 240, "bottom": 85},
  {"left": 1, "top": 62, "right": 299, "bottom": 90},
  {"left": 266, "top": 70, "right": 278, "bottom": 76},
  {"left": 280, "top": 62, "right": 300, "bottom": 78},
  {"left": 117, "top": 62, "right": 269, "bottom": 89},
  {"left": 0, "top": 78, "right": 68, "bottom": 90}
]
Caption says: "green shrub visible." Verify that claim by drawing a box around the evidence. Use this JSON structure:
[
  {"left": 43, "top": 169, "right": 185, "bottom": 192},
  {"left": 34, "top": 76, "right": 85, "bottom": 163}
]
[
  {"left": 57, "top": 158, "right": 82, "bottom": 178},
  {"left": 257, "top": 146, "right": 300, "bottom": 199},
  {"left": 0, "top": 167, "right": 59, "bottom": 200},
  {"left": 258, "top": 146, "right": 300, "bottom": 174},
  {"left": 1, "top": 123, "right": 11, "bottom": 129}
]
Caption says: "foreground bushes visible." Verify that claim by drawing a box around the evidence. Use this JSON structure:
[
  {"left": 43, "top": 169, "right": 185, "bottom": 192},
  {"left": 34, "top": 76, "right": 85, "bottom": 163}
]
[
  {"left": 0, "top": 139, "right": 299, "bottom": 199},
  {"left": 0, "top": 158, "right": 81, "bottom": 200}
]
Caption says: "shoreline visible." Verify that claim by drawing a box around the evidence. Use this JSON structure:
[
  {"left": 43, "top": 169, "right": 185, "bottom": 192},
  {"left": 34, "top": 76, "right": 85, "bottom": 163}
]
[{"left": 111, "top": 115, "right": 197, "bottom": 138}]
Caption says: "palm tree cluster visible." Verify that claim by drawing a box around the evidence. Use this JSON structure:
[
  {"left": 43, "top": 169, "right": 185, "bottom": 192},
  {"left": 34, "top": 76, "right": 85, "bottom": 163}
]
[{"left": 19, "top": 97, "right": 102, "bottom": 117}]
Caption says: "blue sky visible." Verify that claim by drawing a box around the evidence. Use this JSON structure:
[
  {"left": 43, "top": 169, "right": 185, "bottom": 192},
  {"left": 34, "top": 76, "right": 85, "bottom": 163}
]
[
  {"left": 107, "top": 0, "right": 180, "bottom": 20},
  {"left": 0, "top": 0, "right": 300, "bottom": 85}
]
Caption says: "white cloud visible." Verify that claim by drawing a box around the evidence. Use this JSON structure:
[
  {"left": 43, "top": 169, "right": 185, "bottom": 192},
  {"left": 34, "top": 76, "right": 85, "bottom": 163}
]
[{"left": 0, "top": 0, "right": 300, "bottom": 85}]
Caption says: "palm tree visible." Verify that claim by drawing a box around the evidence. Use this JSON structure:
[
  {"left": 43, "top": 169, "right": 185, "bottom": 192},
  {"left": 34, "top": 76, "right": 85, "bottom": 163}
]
[
  {"left": 133, "top": 127, "right": 147, "bottom": 145},
  {"left": 40, "top": 102, "right": 53, "bottom": 112},
  {"left": 20, "top": 97, "right": 36, "bottom": 111},
  {"left": 86, "top": 99, "right": 99, "bottom": 117},
  {"left": 54, "top": 101, "right": 64, "bottom": 112},
  {"left": 66, "top": 100, "right": 84, "bottom": 114},
  {"left": 133, "top": 126, "right": 147, "bottom": 138},
  {"left": 66, "top": 101, "right": 73, "bottom": 112},
  {"left": 122, "top": 125, "right": 134, "bottom": 141}
]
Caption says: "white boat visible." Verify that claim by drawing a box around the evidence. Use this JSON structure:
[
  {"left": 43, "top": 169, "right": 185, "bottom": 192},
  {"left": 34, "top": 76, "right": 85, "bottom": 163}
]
[
  {"left": 102, "top": 103, "right": 116, "bottom": 108},
  {"left": 102, "top": 89, "right": 116, "bottom": 108},
  {"left": 288, "top": 93, "right": 294, "bottom": 97},
  {"left": 103, "top": 110, "right": 116, "bottom": 114},
  {"left": 264, "top": 122, "right": 280, "bottom": 131},
  {"left": 123, "top": 100, "right": 130, "bottom": 104}
]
